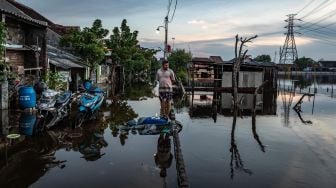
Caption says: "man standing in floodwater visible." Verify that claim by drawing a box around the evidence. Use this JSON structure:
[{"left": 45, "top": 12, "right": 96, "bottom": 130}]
[{"left": 156, "top": 60, "right": 176, "bottom": 117}]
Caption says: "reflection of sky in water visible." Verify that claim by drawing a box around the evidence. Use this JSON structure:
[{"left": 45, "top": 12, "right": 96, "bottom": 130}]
[{"left": 2, "top": 88, "right": 336, "bottom": 187}]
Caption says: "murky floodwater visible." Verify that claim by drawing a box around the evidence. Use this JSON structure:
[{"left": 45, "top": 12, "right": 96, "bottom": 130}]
[{"left": 1, "top": 74, "right": 336, "bottom": 188}]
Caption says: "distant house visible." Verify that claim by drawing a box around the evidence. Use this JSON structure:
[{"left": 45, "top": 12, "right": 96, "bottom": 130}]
[
  {"left": 209, "top": 56, "right": 224, "bottom": 64},
  {"left": 189, "top": 57, "right": 215, "bottom": 86},
  {"left": 318, "top": 61, "right": 336, "bottom": 69}
]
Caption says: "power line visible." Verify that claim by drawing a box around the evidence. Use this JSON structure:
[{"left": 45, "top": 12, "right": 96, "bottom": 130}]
[
  {"left": 302, "top": 7, "right": 336, "bottom": 25},
  {"left": 300, "top": 20, "right": 336, "bottom": 32},
  {"left": 169, "top": 0, "right": 178, "bottom": 23},
  {"left": 300, "top": 30, "right": 336, "bottom": 41},
  {"left": 297, "top": 0, "right": 315, "bottom": 14},
  {"left": 299, "top": 9, "right": 336, "bottom": 30},
  {"left": 298, "top": 34, "right": 336, "bottom": 46},
  {"left": 300, "top": 30, "right": 336, "bottom": 42},
  {"left": 299, "top": 0, "right": 331, "bottom": 19},
  {"left": 301, "top": 23, "right": 336, "bottom": 35},
  {"left": 166, "top": 0, "right": 173, "bottom": 17}
]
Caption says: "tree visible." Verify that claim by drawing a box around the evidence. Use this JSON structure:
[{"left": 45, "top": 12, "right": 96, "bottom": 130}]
[
  {"left": 294, "top": 57, "right": 316, "bottom": 70},
  {"left": 106, "top": 19, "right": 158, "bottom": 85},
  {"left": 253, "top": 54, "right": 271, "bottom": 62},
  {"left": 167, "top": 49, "right": 192, "bottom": 84},
  {"left": 0, "top": 22, "right": 5, "bottom": 60},
  {"left": 60, "top": 19, "right": 108, "bottom": 80},
  {"left": 0, "top": 22, "right": 8, "bottom": 81},
  {"left": 232, "top": 35, "right": 258, "bottom": 117}
]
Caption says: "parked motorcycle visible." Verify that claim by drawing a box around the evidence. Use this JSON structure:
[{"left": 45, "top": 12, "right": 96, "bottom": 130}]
[
  {"left": 37, "top": 89, "right": 72, "bottom": 129},
  {"left": 73, "top": 81, "right": 105, "bottom": 127}
]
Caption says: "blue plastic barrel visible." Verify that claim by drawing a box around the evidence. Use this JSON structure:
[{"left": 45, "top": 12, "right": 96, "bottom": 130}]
[
  {"left": 19, "top": 86, "right": 36, "bottom": 109},
  {"left": 19, "top": 113, "right": 36, "bottom": 136}
]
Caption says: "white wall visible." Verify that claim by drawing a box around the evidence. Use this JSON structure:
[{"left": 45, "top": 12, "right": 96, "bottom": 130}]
[{"left": 221, "top": 71, "right": 263, "bottom": 110}]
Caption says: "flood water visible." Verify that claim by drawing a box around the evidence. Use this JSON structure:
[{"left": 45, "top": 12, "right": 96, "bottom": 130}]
[{"left": 1, "top": 74, "right": 336, "bottom": 188}]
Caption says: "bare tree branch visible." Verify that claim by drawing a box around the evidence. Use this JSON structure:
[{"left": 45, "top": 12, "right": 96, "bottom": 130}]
[{"left": 231, "top": 34, "right": 258, "bottom": 115}]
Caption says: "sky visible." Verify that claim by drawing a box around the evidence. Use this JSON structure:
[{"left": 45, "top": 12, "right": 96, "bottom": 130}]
[{"left": 16, "top": 0, "right": 336, "bottom": 61}]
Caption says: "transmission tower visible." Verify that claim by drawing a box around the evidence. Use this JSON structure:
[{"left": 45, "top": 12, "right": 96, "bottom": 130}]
[{"left": 279, "top": 14, "right": 299, "bottom": 64}]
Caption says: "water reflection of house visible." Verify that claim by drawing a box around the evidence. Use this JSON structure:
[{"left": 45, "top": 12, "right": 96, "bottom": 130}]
[{"left": 188, "top": 93, "right": 216, "bottom": 119}]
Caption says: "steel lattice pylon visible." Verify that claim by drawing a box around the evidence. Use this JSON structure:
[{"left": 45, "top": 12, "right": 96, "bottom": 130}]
[{"left": 279, "top": 14, "right": 299, "bottom": 64}]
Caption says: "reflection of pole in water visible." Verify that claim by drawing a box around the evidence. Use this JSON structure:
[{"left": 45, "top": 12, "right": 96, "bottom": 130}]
[
  {"left": 252, "top": 114, "right": 266, "bottom": 152},
  {"left": 312, "top": 94, "right": 315, "bottom": 115},
  {"left": 230, "top": 115, "right": 252, "bottom": 179},
  {"left": 280, "top": 71, "right": 295, "bottom": 127},
  {"left": 332, "top": 72, "right": 335, "bottom": 98}
]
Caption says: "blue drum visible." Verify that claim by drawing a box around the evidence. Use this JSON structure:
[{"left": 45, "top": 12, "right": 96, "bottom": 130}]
[{"left": 19, "top": 86, "right": 36, "bottom": 109}]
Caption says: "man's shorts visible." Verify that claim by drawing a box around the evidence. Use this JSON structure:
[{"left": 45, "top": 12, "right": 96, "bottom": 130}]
[{"left": 159, "top": 92, "right": 173, "bottom": 102}]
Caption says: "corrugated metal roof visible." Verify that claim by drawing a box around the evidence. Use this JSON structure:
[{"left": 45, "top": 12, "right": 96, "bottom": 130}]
[
  {"left": 0, "top": 0, "right": 47, "bottom": 26},
  {"left": 192, "top": 57, "right": 213, "bottom": 62},
  {"left": 47, "top": 45, "right": 84, "bottom": 69},
  {"left": 49, "top": 58, "right": 83, "bottom": 69},
  {"left": 209, "top": 56, "right": 224, "bottom": 63}
]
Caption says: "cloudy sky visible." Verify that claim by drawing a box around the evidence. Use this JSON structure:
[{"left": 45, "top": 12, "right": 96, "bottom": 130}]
[{"left": 17, "top": 0, "right": 336, "bottom": 61}]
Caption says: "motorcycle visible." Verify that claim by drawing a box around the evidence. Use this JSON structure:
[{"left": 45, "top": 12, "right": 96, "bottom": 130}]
[
  {"left": 73, "top": 81, "right": 105, "bottom": 127},
  {"left": 37, "top": 89, "right": 72, "bottom": 129}
]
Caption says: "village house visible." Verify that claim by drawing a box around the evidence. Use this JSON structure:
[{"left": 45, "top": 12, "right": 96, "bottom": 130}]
[
  {"left": 318, "top": 60, "right": 336, "bottom": 71},
  {"left": 188, "top": 57, "right": 216, "bottom": 87},
  {"left": 1, "top": 0, "right": 110, "bottom": 90},
  {"left": 219, "top": 62, "right": 277, "bottom": 114},
  {"left": 187, "top": 55, "right": 277, "bottom": 115},
  {"left": 1, "top": 0, "right": 48, "bottom": 79}
]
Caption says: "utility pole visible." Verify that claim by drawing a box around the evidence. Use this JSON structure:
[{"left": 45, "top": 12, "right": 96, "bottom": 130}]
[
  {"left": 172, "top": 37, "right": 175, "bottom": 52},
  {"left": 164, "top": 16, "right": 168, "bottom": 59},
  {"left": 279, "top": 14, "right": 299, "bottom": 65}
]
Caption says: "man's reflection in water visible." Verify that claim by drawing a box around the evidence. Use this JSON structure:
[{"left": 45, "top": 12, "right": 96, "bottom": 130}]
[
  {"left": 154, "top": 133, "right": 173, "bottom": 178},
  {"left": 119, "top": 129, "right": 128, "bottom": 146}
]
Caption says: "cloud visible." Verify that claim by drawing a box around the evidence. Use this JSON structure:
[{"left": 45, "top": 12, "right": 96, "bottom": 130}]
[
  {"left": 187, "top": 20, "right": 205, "bottom": 25},
  {"left": 16, "top": 0, "right": 336, "bottom": 60}
]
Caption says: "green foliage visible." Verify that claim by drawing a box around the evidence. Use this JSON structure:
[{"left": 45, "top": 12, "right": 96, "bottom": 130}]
[
  {"left": 123, "top": 82, "right": 155, "bottom": 100},
  {"left": 167, "top": 49, "right": 192, "bottom": 84},
  {"left": 107, "top": 100, "right": 138, "bottom": 127},
  {"left": 44, "top": 72, "right": 66, "bottom": 90},
  {"left": 0, "top": 22, "right": 9, "bottom": 81},
  {"left": 60, "top": 19, "right": 108, "bottom": 79},
  {"left": 0, "top": 22, "right": 6, "bottom": 60},
  {"left": 253, "top": 54, "right": 272, "bottom": 62},
  {"left": 294, "top": 57, "right": 316, "bottom": 70},
  {"left": 106, "top": 19, "right": 158, "bottom": 84}
]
